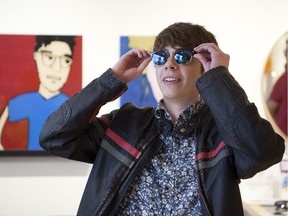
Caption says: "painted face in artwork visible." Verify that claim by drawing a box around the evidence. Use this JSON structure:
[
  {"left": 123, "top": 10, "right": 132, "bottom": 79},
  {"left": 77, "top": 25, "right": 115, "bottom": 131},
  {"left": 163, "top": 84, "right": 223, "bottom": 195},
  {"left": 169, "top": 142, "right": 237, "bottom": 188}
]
[{"left": 33, "top": 41, "right": 73, "bottom": 95}]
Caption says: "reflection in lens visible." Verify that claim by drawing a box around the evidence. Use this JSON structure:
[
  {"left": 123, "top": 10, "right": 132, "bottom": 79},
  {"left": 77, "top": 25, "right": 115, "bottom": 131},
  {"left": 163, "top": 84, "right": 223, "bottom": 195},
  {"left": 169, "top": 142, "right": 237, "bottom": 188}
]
[
  {"left": 152, "top": 49, "right": 194, "bottom": 65},
  {"left": 152, "top": 51, "right": 168, "bottom": 65},
  {"left": 175, "top": 50, "right": 193, "bottom": 64}
]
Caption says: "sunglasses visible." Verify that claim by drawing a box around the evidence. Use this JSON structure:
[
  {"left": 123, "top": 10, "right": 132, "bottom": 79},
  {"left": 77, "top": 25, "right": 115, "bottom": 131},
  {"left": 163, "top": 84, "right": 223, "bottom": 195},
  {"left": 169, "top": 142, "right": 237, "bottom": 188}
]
[{"left": 151, "top": 49, "right": 196, "bottom": 66}]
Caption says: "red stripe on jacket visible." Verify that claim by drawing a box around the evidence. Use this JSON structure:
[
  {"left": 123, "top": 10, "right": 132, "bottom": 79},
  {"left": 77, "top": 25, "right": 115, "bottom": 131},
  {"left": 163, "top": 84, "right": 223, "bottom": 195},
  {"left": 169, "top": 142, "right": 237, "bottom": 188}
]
[
  {"left": 106, "top": 128, "right": 142, "bottom": 159},
  {"left": 195, "top": 140, "right": 226, "bottom": 160},
  {"left": 100, "top": 115, "right": 111, "bottom": 127}
]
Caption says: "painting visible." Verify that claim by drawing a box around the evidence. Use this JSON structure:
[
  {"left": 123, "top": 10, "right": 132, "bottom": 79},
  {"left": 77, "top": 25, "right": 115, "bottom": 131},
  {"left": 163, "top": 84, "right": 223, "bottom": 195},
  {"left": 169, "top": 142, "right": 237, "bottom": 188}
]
[{"left": 0, "top": 34, "right": 82, "bottom": 155}]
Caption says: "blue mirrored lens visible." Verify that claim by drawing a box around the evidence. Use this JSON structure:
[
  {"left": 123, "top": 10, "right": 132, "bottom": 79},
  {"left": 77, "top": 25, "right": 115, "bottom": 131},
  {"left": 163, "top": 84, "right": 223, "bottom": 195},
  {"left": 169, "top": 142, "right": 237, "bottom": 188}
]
[
  {"left": 174, "top": 50, "right": 193, "bottom": 64},
  {"left": 151, "top": 49, "right": 194, "bottom": 65},
  {"left": 151, "top": 50, "right": 169, "bottom": 65}
]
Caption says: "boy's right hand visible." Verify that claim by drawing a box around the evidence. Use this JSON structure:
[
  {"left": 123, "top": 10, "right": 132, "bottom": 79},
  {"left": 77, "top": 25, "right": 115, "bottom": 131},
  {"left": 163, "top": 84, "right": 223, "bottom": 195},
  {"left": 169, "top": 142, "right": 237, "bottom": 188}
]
[{"left": 112, "top": 48, "right": 152, "bottom": 83}]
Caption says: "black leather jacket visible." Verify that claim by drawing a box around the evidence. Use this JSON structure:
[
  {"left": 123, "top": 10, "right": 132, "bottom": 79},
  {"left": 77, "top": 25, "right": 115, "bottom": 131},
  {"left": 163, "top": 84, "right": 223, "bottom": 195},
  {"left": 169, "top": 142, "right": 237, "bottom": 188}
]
[{"left": 40, "top": 66, "right": 285, "bottom": 216}]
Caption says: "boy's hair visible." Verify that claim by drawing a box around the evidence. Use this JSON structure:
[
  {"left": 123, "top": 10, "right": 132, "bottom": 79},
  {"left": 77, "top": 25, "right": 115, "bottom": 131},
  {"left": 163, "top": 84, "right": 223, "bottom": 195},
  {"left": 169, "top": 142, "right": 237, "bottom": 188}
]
[
  {"left": 153, "top": 22, "right": 217, "bottom": 51},
  {"left": 34, "top": 35, "right": 76, "bottom": 53}
]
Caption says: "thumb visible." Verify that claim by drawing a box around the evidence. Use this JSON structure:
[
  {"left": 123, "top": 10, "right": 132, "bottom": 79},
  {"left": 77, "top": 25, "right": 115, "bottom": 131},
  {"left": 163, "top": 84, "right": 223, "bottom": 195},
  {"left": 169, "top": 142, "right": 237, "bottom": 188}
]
[{"left": 136, "top": 57, "right": 152, "bottom": 75}]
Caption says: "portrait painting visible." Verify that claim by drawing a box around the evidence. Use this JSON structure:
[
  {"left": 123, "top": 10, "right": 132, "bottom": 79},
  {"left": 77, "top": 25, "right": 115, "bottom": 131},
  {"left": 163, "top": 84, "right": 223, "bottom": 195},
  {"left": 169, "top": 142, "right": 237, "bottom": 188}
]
[{"left": 0, "top": 34, "right": 82, "bottom": 155}]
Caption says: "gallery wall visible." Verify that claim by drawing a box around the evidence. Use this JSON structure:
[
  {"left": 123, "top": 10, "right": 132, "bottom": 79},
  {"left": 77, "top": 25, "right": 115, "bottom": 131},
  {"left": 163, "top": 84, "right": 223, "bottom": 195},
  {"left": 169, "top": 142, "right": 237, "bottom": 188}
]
[{"left": 0, "top": 0, "right": 287, "bottom": 215}]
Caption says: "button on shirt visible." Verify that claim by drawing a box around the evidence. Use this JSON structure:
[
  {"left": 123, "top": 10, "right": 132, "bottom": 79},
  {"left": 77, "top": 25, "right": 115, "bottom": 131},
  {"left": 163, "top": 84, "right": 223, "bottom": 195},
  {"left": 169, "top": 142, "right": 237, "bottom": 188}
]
[{"left": 116, "top": 99, "right": 204, "bottom": 216}]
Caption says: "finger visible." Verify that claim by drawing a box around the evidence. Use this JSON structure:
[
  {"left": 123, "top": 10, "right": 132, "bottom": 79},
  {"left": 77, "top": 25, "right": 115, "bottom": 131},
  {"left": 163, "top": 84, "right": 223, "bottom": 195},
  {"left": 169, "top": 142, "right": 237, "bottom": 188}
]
[
  {"left": 194, "top": 43, "right": 220, "bottom": 54},
  {"left": 132, "top": 48, "right": 150, "bottom": 59},
  {"left": 121, "top": 56, "right": 151, "bottom": 83},
  {"left": 136, "top": 56, "right": 152, "bottom": 75},
  {"left": 194, "top": 52, "right": 210, "bottom": 65}
]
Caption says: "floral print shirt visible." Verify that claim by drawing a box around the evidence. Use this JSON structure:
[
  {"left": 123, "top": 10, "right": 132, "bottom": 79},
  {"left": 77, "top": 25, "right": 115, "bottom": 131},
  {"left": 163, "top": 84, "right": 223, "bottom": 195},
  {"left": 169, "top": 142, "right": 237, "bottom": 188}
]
[{"left": 116, "top": 99, "right": 204, "bottom": 216}]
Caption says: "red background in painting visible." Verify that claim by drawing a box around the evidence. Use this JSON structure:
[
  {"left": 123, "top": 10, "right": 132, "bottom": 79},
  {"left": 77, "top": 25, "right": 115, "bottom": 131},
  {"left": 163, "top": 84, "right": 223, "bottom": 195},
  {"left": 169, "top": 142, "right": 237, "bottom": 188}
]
[{"left": 0, "top": 35, "right": 82, "bottom": 150}]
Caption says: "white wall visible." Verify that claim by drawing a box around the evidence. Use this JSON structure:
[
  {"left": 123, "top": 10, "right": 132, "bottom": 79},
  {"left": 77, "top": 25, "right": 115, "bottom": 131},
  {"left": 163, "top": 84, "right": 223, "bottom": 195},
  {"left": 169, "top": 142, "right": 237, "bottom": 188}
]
[{"left": 0, "top": 0, "right": 287, "bottom": 215}]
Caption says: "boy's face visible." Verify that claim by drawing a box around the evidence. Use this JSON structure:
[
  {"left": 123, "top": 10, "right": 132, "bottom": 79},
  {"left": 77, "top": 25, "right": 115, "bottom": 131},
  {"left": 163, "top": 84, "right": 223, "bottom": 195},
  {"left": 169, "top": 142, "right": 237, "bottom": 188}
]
[
  {"left": 33, "top": 41, "right": 73, "bottom": 93},
  {"left": 155, "top": 46, "right": 202, "bottom": 105}
]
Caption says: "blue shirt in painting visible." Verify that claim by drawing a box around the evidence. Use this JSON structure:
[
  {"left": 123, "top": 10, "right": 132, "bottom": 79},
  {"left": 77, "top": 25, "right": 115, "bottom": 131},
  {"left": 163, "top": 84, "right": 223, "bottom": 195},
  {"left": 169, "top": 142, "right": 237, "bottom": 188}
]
[
  {"left": 120, "top": 74, "right": 157, "bottom": 107},
  {"left": 8, "top": 92, "right": 68, "bottom": 150}
]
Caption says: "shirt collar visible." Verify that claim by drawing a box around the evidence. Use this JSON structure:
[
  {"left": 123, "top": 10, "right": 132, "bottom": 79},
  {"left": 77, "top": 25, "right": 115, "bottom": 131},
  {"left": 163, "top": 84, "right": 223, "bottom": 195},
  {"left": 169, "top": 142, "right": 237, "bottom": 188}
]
[{"left": 154, "top": 98, "right": 205, "bottom": 122}]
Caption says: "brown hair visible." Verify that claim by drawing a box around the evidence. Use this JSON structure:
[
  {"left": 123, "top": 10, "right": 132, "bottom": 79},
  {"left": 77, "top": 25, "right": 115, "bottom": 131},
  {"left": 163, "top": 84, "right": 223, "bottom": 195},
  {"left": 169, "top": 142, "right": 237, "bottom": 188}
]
[{"left": 153, "top": 22, "right": 218, "bottom": 51}]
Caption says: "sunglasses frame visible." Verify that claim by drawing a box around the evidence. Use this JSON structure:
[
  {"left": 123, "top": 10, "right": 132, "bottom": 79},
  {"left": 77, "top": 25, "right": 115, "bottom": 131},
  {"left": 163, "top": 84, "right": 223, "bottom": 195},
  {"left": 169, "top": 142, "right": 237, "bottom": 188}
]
[{"left": 151, "top": 48, "right": 197, "bottom": 66}]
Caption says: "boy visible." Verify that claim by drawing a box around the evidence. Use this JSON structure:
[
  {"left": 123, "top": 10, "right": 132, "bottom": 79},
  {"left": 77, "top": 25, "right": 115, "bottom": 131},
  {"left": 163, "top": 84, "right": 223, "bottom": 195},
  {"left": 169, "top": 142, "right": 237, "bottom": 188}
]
[{"left": 40, "top": 22, "right": 284, "bottom": 215}]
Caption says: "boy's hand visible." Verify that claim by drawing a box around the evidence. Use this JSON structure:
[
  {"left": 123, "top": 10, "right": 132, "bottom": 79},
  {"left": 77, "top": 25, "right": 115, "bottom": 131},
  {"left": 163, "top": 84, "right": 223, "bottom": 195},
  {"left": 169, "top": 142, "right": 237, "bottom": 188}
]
[
  {"left": 112, "top": 48, "right": 152, "bottom": 83},
  {"left": 194, "top": 43, "right": 230, "bottom": 72}
]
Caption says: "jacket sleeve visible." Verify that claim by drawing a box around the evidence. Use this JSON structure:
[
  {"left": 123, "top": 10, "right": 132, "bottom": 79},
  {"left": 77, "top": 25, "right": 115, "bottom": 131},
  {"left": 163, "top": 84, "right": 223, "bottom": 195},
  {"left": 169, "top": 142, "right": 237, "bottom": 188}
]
[
  {"left": 196, "top": 66, "right": 285, "bottom": 179},
  {"left": 39, "top": 68, "right": 127, "bottom": 163}
]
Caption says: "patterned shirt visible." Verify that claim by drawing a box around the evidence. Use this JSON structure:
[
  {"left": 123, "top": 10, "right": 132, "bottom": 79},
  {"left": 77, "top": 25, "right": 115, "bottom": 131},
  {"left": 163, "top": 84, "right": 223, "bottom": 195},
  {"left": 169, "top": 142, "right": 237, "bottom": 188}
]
[{"left": 116, "top": 99, "right": 204, "bottom": 216}]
